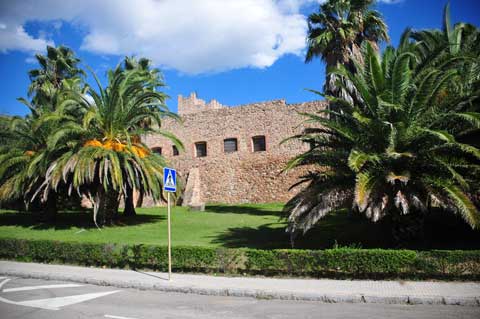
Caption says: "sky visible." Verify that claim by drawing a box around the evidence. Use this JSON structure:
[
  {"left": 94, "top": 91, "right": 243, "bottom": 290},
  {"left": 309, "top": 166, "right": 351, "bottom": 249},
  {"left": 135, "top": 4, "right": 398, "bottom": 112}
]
[{"left": 0, "top": 0, "right": 479, "bottom": 116}]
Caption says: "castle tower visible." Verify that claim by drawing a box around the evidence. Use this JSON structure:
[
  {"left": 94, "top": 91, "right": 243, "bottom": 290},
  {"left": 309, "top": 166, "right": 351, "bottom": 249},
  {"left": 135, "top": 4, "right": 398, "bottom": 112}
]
[{"left": 178, "top": 92, "right": 226, "bottom": 115}]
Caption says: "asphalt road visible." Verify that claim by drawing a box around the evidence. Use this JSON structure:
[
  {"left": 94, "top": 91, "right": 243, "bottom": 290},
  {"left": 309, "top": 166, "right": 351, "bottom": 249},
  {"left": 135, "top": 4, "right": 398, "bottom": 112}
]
[{"left": 1, "top": 277, "right": 479, "bottom": 319}]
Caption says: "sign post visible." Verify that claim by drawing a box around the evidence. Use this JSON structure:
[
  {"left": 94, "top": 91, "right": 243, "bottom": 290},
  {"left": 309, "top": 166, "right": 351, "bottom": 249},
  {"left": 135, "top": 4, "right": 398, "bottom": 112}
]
[
  {"left": 167, "top": 192, "right": 171, "bottom": 280},
  {"left": 163, "top": 167, "right": 176, "bottom": 281}
]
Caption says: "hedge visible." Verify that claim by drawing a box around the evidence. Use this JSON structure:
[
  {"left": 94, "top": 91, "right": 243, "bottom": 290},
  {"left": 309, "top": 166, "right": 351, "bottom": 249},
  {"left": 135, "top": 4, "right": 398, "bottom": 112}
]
[{"left": 1, "top": 238, "right": 479, "bottom": 280}]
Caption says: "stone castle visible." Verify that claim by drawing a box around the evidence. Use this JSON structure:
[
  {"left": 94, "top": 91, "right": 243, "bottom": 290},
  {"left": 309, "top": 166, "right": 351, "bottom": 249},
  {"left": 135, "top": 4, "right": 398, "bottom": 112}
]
[{"left": 143, "top": 92, "right": 326, "bottom": 208}]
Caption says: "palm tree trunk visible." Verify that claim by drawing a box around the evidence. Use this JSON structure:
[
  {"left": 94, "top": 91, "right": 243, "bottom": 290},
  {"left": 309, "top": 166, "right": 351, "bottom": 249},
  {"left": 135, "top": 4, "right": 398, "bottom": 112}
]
[
  {"left": 136, "top": 190, "right": 144, "bottom": 208},
  {"left": 123, "top": 184, "right": 137, "bottom": 217},
  {"left": 44, "top": 192, "right": 58, "bottom": 221},
  {"left": 104, "top": 189, "right": 119, "bottom": 225},
  {"left": 94, "top": 187, "right": 119, "bottom": 226},
  {"left": 94, "top": 187, "right": 106, "bottom": 226}
]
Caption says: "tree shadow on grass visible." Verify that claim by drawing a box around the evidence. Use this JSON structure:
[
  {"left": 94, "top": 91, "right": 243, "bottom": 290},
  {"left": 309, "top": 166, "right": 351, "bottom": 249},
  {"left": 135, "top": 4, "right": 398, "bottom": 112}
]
[
  {"left": 212, "top": 223, "right": 290, "bottom": 249},
  {"left": 212, "top": 212, "right": 391, "bottom": 250},
  {"left": 0, "top": 210, "right": 165, "bottom": 230},
  {"left": 212, "top": 210, "right": 480, "bottom": 250},
  {"left": 205, "top": 204, "right": 282, "bottom": 217},
  {"left": 212, "top": 224, "right": 390, "bottom": 250}
]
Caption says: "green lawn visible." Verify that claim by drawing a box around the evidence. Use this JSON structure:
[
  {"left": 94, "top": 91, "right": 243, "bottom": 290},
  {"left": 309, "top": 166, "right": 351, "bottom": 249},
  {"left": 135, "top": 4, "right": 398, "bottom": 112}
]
[
  {"left": 1, "top": 203, "right": 479, "bottom": 249},
  {"left": 0, "top": 204, "right": 288, "bottom": 248}
]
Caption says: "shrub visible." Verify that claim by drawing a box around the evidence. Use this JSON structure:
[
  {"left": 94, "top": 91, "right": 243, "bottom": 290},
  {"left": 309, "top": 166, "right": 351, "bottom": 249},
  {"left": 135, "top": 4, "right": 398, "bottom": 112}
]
[{"left": 0, "top": 238, "right": 479, "bottom": 280}]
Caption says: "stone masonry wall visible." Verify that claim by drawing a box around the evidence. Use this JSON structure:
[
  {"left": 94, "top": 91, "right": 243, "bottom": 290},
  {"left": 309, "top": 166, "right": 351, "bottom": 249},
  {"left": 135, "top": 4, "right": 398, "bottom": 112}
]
[
  {"left": 143, "top": 96, "right": 326, "bottom": 205},
  {"left": 177, "top": 92, "right": 226, "bottom": 115}
]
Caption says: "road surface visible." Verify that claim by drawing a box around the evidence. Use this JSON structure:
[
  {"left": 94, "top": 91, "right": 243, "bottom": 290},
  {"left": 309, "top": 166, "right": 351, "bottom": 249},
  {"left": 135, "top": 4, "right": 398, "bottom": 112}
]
[{"left": 0, "top": 277, "right": 479, "bottom": 319}]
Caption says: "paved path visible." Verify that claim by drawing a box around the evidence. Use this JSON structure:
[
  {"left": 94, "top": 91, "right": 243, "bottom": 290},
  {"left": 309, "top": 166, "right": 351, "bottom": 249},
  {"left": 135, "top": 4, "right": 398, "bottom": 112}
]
[
  {"left": 1, "top": 277, "right": 480, "bottom": 319},
  {"left": 0, "top": 261, "right": 479, "bottom": 306}
]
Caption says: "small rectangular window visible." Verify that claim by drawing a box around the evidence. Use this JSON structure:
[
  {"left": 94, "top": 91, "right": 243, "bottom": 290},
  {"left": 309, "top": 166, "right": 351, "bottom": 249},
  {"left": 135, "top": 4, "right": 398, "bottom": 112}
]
[
  {"left": 172, "top": 145, "right": 179, "bottom": 156},
  {"left": 252, "top": 135, "right": 266, "bottom": 152},
  {"left": 152, "top": 147, "right": 162, "bottom": 155},
  {"left": 195, "top": 142, "right": 207, "bottom": 157},
  {"left": 224, "top": 138, "right": 238, "bottom": 153}
]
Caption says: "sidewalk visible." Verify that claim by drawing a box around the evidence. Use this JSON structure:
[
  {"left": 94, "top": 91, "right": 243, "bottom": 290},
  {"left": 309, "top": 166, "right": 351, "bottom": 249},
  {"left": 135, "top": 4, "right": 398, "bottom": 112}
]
[{"left": 1, "top": 260, "right": 479, "bottom": 306}]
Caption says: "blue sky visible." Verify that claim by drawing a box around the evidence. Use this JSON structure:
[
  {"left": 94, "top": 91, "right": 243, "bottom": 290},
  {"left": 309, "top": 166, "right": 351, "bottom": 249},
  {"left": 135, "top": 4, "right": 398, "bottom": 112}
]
[{"left": 0, "top": 0, "right": 479, "bottom": 116}]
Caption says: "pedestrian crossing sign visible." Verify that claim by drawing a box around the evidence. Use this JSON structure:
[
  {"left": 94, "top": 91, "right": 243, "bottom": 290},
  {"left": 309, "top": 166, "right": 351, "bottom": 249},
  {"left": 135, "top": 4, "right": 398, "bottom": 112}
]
[{"left": 163, "top": 167, "right": 176, "bottom": 192}]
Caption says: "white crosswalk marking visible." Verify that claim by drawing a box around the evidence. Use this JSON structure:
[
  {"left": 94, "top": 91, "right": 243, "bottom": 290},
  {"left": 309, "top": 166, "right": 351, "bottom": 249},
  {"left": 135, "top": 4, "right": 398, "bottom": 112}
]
[
  {"left": 0, "top": 278, "right": 11, "bottom": 290},
  {"left": 3, "top": 283, "right": 84, "bottom": 293},
  {"left": 14, "top": 290, "right": 121, "bottom": 310},
  {"left": 0, "top": 277, "right": 121, "bottom": 311},
  {"left": 105, "top": 315, "right": 140, "bottom": 319}
]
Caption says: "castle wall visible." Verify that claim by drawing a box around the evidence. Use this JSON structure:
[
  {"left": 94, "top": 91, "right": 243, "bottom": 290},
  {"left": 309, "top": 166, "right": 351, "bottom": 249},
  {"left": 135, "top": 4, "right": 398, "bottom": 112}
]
[
  {"left": 177, "top": 92, "right": 226, "bottom": 115},
  {"left": 143, "top": 97, "right": 326, "bottom": 205}
]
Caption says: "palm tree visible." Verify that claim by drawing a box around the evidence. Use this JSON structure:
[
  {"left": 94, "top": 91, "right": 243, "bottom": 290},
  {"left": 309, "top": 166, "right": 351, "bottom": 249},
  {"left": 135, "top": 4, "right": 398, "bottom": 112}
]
[
  {"left": 0, "top": 116, "right": 12, "bottom": 146},
  {"left": 412, "top": 3, "right": 479, "bottom": 68},
  {"left": 121, "top": 56, "right": 164, "bottom": 88},
  {"left": 411, "top": 3, "right": 480, "bottom": 148},
  {"left": 0, "top": 75, "right": 89, "bottom": 219},
  {"left": 39, "top": 69, "right": 183, "bottom": 226},
  {"left": 28, "top": 45, "right": 85, "bottom": 107},
  {"left": 0, "top": 71, "right": 88, "bottom": 216},
  {"left": 109, "top": 56, "right": 168, "bottom": 216},
  {"left": 305, "top": 0, "right": 389, "bottom": 101},
  {"left": 0, "top": 110, "right": 59, "bottom": 218},
  {"left": 284, "top": 42, "right": 480, "bottom": 246}
]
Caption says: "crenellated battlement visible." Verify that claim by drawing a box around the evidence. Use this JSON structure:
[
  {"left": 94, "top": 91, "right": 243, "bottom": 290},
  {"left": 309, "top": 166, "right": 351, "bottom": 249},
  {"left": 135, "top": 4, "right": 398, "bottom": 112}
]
[{"left": 177, "top": 92, "right": 226, "bottom": 115}]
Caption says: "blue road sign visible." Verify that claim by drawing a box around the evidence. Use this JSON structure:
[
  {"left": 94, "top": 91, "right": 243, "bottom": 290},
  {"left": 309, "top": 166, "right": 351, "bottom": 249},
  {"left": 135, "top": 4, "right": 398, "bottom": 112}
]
[{"left": 163, "top": 167, "right": 177, "bottom": 192}]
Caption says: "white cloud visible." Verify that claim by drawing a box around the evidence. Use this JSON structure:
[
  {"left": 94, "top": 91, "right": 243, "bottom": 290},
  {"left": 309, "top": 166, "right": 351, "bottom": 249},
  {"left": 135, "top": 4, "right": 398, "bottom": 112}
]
[
  {"left": 0, "top": 0, "right": 401, "bottom": 74},
  {"left": 0, "top": 25, "right": 53, "bottom": 53},
  {"left": 52, "top": 21, "right": 62, "bottom": 30},
  {"left": 378, "top": 0, "right": 404, "bottom": 3},
  {"left": 277, "top": 0, "right": 325, "bottom": 13},
  {"left": 25, "top": 56, "right": 37, "bottom": 64},
  {"left": 0, "top": 0, "right": 310, "bottom": 74}
]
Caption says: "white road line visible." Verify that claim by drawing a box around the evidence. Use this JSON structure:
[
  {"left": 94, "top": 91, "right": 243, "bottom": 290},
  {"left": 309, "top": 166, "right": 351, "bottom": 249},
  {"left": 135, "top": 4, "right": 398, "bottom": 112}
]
[
  {"left": 0, "top": 290, "right": 120, "bottom": 311},
  {"left": 0, "top": 296, "right": 20, "bottom": 307},
  {"left": 17, "top": 290, "right": 121, "bottom": 310},
  {"left": 105, "top": 315, "right": 140, "bottom": 319},
  {"left": 0, "top": 278, "right": 11, "bottom": 290},
  {"left": 3, "top": 283, "right": 84, "bottom": 293}
]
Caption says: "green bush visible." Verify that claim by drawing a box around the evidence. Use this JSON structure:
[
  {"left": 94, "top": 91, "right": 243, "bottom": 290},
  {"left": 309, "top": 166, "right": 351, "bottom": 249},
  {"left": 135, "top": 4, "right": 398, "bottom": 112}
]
[{"left": 0, "top": 238, "right": 479, "bottom": 280}]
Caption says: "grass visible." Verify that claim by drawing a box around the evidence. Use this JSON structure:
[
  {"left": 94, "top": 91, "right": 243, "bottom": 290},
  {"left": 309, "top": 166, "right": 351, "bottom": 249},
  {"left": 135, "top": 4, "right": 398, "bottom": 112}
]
[
  {"left": 0, "top": 204, "right": 286, "bottom": 248},
  {"left": 0, "top": 203, "right": 479, "bottom": 250}
]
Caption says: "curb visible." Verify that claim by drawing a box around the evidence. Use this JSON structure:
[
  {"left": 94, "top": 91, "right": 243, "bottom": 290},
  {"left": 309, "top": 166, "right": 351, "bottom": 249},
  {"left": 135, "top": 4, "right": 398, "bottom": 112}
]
[{"left": 1, "top": 268, "right": 479, "bottom": 306}]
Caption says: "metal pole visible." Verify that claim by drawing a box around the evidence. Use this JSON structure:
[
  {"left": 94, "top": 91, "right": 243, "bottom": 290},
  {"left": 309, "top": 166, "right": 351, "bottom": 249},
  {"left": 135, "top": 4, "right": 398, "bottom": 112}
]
[{"left": 167, "top": 192, "right": 172, "bottom": 281}]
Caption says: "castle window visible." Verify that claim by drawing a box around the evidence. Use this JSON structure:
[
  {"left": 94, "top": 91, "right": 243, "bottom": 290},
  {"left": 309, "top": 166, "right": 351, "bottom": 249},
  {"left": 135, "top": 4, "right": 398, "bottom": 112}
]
[
  {"left": 252, "top": 135, "right": 266, "bottom": 152},
  {"left": 152, "top": 147, "right": 162, "bottom": 155},
  {"left": 224, "top": 138, "right": 238, "bottom": 153},
  {"left": 195, "top": 142, "right": 207, "bottom": 157},
  {"left": 172, "top": 145, "right": 179, "bottom": 156}
]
